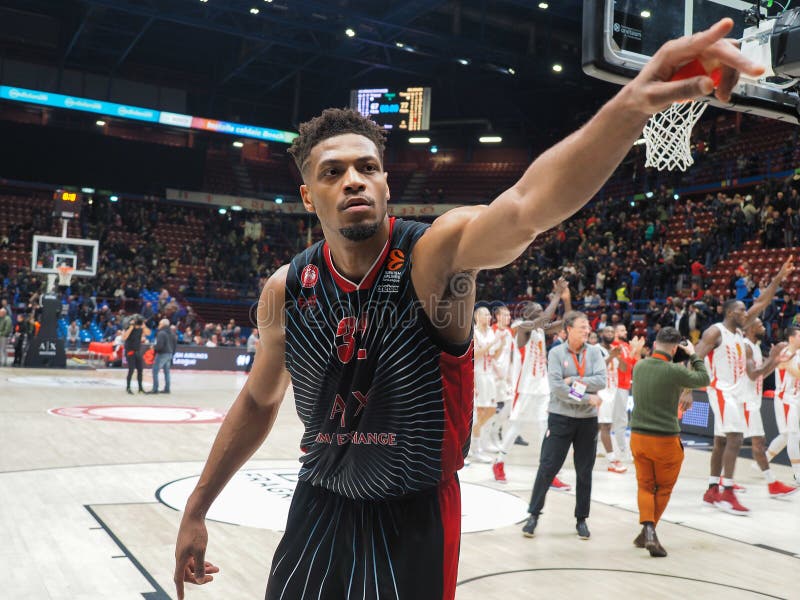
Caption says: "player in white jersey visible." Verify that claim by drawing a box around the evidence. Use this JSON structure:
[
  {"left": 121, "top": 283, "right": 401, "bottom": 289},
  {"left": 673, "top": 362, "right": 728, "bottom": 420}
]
[
  {"left": 493, "top": 279, "right": 570, "bottom": 487},
  {"left": 696, "top": 258, "right": 793, "bottom": 515},
  {"left": 489, "top": 305, "right": 516, "bottom": 451},
  {"left": 742, "top": 319, "right": 797, "bottom": 497},
  {"left": 472, "top": 306, "right": 500, "bottom": 462},
  {"left": 597, "top": 326, "right": 628, "bottom": 474},
  {"left": 766, "top": 326, "right": 800, "bottom": 486}
]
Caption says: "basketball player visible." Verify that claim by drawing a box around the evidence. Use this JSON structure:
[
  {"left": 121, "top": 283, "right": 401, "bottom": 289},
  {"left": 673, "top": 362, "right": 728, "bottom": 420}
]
[
  {"left": 472, "top": 306, "right": 500, "bottom": 461},
  {"left": 696, "top": 258, "right": 793, "bottom": 515},
  {"left": 597, "top": 326, "right": 628, "bottom": 473},
  {"left": 174, "top": 21, "right": 763, "bottom": 599},
  {"left": 488, "top": 304, "right": 515, "bottom": 452},
  {"left": 765, "top": 326, "right": 800, "bottom": 486},
  {"left": 742, "top": 319, "right": 797, "bottom": 497},
  {"left": 612, "top": 324, "right": 645, "bottom": 460},
  {"left": 493, "top": 279, "right": 569, "bottom": 485}
]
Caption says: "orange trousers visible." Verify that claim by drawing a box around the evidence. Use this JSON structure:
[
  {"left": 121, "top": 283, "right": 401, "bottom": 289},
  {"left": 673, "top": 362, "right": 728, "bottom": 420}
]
[{"left": 630, "top": 432, "right": 684, "bottom": 525}]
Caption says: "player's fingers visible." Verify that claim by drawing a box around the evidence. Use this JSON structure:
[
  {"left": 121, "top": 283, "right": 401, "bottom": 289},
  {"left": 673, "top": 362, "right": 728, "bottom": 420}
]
[
  {"left": 659, "top": 19, "right": 734, "bottom": 65},
  {"left": 174, "top": 567, "right": 186, "bottom": 599},
  {"left": 203, "top": 561, "right": 220, "bottom": 574},
  {"left": 704, "top": 39, "right": 765, "bottom": 78},
  {"left": 644, "top": 76, "right": 715, "bottom": 110}
]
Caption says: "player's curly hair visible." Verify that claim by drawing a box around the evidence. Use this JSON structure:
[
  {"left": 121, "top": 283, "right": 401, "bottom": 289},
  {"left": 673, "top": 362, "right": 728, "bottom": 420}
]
[{"left": 287, "top": 108, "right": 387, "bottom": 175}]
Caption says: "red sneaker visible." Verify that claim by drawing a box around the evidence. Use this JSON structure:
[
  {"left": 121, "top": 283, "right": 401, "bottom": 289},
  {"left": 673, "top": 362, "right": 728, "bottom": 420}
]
[
  {"left": 550, "top": 476, "right": 571, "bottom": 491},
  {"left": 716, "top": 488, "right": 750, "bottom": 515},
  {"left": 702, "top": 485, "right": 720, "bottom": 507},
  {"left": 493, "top": 461, "right": 507, "bottom": 483},
  {"left": 607, "top": 460, "right": 627, "bottom": 474},
  {"left": 768, "top": 480, "right": 799, "bottom": 498},
  {"left": 719, "top": 477, "right": 746, "bottom": 493}
]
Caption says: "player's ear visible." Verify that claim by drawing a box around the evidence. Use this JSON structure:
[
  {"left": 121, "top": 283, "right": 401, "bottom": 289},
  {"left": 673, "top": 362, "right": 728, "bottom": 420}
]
[{"left": 300, "top": 185, "right": 316, "bottom": 214}]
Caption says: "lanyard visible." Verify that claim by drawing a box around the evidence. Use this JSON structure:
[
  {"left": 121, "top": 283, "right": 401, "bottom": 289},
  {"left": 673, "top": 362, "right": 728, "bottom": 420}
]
[{"left": 570, "top": 349, "right": 586, "bottom": 378}]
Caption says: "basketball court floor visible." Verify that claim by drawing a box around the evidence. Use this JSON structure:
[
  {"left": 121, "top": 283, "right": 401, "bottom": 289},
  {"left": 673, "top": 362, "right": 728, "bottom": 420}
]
[{"left": 1, "top": 366, "right": 797, "bottom": 600}]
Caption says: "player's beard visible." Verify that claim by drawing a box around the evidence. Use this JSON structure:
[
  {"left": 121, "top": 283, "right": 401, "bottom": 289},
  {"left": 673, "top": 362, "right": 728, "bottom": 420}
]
[{"left": 339, "top": 221, "right": 380, "bottom": 241}]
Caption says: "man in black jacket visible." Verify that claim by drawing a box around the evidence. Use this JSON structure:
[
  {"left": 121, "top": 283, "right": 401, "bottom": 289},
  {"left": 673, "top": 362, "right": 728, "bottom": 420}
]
[{"left": 151, "top": 319, "right": 175, "bottom": 394}]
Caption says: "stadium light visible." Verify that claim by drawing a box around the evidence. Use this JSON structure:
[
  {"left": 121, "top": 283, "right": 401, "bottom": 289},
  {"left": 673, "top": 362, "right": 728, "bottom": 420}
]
[
  {"left": 81, "top": 187, "right": 95, "bottom": 194},
  {"left": 645, "top": 191, "right": 654, "bottom": 198},
  {"left": 250, "top": 7, "right": 259, "bottom": 14},
  {"left": 218, "top": 208, "right": 227, "bottom": 214},
  {"left": 96, "top": 120, "right": 106, "bottom": 126},
  {"left": 673, "top": 193, "right": 680, "bottom": 200},
  {"left": 641, "top": 10, "right": 651, "bottom": 18},
  {"left": 507, "top": 67, "right": 516, "bottom": 75},
  {"left": 395, "top": 42, "right": 405, "bottom": 48},
  {"left": 231, "top": 205, "right": 243, "bottom": 211},
  {"left": 430, "top": 145, "right": 439, "bottom": 154},
  {"left": 552, "top": 64, "right": 563, "bottom": 73},
  {"left": 109, "top": 195, "right": 119, "bottom": 202},
  {"left": 457, "top": 58, "right": 470, "bottom": 65},
  {"left": 345, "top": 28, "right": 356, "bottom": 38},
  {"left": 539, "top": 2, "right": 549, "bottom": 8},
  {"left": 275, "top": 197, "right": 284, "bottom": 204},
  {"left": 630, "top": 201, "right": 636, "bottom": 207},
  {"left": 233, "top": 141, "right": 244, "bottom": 148},
  {"left": 409, "top": 137, "right": 430, "bottom": 144},
  {"left": 479, "top": 136, "right": 503, "bottom": 143}
]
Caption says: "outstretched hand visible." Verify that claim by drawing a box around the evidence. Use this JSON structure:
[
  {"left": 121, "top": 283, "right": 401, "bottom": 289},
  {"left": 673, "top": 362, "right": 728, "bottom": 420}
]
[{"left": 629, "top": 18, "right": 765, "bottom": 115}]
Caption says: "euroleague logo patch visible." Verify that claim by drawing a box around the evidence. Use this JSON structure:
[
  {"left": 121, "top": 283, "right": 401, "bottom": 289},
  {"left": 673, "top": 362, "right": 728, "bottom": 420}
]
[
  {"left": 156, "top": 466, "right": 529, "bottom": 533},
  {"left": 49, "top": 405, "right": 226, "bottom": 423},
  {"left": 387, "top": 249, "right": 405, "bottom": 271},
  {"left": 301, "top": 264, "right": 319, "bottom": 288}
]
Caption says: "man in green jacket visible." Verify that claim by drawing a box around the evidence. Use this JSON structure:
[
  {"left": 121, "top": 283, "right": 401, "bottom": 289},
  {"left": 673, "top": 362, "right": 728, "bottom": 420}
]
[
  {"left": 0, "top": 308, "right": 11, "bottom": 367},
  {"left": 630, "top": 327, "right": 710, "bottom": 557}
]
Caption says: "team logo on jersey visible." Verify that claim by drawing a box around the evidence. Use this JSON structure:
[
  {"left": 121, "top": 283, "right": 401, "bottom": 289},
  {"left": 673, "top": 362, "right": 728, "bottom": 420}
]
[
  {"left": 387, "top": 249, "right": 405, "bottom": 271},
  {"left": 301, "top": 264, "right": 319, "bottom": 288}
]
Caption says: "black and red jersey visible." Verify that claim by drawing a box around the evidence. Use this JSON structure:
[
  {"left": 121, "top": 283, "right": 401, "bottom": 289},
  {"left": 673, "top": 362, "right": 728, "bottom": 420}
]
[{"left": 284, "top": 217, "right": 473, "bottom": 500}]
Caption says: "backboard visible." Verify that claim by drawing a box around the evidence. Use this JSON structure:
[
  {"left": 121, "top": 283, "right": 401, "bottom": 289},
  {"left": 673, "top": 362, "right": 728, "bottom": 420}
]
[
  {"left": 583, "top": 0, "right": 800, "bottom": 124},
  {"left": 31, "top": 235, "right": 99, "bottom": 277}
]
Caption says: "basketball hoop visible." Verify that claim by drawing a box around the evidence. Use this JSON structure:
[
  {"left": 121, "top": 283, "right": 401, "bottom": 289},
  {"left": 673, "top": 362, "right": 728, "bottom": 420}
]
[
  {"left": 57, "top": 265, "right": 74, "bottom": 287},
  {"left": 643, "top": 100, "right": 708, "bottom": 172}
]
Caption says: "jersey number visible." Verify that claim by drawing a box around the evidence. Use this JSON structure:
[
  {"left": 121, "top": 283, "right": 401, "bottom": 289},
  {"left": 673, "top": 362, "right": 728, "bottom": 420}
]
[{"left": 336, "top": 315, "right": 368, "bottom": 363}]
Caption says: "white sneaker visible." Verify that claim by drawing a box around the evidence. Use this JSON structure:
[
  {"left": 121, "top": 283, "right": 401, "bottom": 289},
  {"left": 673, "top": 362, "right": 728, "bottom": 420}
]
[
  {"left": 469, "top": 450, "right": 493, "bottom": 463},
  {"left": 481, "top": 440, "right": 501, "bottom": 453}
]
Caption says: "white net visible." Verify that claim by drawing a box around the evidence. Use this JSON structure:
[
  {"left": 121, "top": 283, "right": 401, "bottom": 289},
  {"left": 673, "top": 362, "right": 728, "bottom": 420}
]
[
  {"left": 57, "top": 265, "right": 74, "bottom": 287},
  {"left": 643, "top": 100, "right": 708, "bottom": 172}
]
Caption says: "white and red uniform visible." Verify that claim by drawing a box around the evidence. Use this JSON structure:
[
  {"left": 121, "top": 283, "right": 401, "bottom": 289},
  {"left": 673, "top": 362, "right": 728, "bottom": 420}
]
[
  {"left": 705, "top": 323, "right": 748, "bottom": 436},
  {"left": 597, "top": 345, "right": 619, "bottom": 425},
  {"left": 474, "top": 326, "right": 497, "bottom": 408},
  {"left": 742, "top": 339, "right": 765, "bottom": 438},
  {"left": 775, "top": 350, "right": 800, "bottom": 435},
  {"left": 492, "top": 325, "right": 515, "bottom": 406},
  {"left": 511, "top": 328, "right": 550, "bottom": 422}
]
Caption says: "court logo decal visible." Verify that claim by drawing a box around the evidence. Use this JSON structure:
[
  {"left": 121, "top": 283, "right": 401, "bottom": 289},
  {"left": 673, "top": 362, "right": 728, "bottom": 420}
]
[
  {"left": 156, "top": 467, "right": 529, "bottom": 533},
  {"left": 7, "top": 376, "right": 124, "bottom": 388},
  {"left": 49, "top": 405, "right": 226, "bottom": 423}
]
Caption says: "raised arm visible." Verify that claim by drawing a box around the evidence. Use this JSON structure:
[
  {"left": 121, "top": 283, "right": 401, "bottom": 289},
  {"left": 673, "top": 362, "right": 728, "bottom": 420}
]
[
  {"left": 746, "top": 342, "right": 788, "bottom": 380},
  {"left": 174, "top": 265, "right": 291, "bottom": 599},
  {"left": 411, "top": 20, "right": 763, "bottom": 275},
  {"left": 746, "top": 257, "right": 794, "bottom": 326},
  {"left": 516, "top": 279, "right": 567, "bottom": 347},
  {"left": 694, "top": 325, "right": 722, "bottom": 361}
]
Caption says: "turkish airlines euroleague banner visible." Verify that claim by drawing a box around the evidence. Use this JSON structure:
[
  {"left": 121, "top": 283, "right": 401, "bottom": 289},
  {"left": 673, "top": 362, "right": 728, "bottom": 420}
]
[
  {"left": 168, "top": 346, "right": 251, "bottom": 371},
  {"left": 166, "top": 188, "right": 458, "bottom": 217}
]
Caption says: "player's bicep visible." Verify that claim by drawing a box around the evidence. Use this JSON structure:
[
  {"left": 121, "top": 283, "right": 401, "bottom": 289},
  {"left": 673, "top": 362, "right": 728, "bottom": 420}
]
[
  {"left": 694, "top": 327, "right": 720, "bottom": 359},
  {"left": 246, "top": 266, "right": 291, "bottom": 408}
]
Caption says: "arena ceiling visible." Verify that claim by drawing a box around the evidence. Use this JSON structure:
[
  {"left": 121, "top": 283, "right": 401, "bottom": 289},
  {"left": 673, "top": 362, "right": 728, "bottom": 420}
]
[{"left": 0, "top": 0, "right": 617, "bottom": 135}]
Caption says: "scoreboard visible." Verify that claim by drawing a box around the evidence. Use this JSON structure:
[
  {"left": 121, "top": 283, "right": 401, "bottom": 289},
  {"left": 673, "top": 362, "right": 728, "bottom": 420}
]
[
  {"left": 349, "top": 87, "right": 431, "bottom": 131},
  {"left": 53, "top": 190, "right": 82, "bottom": 219}
]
